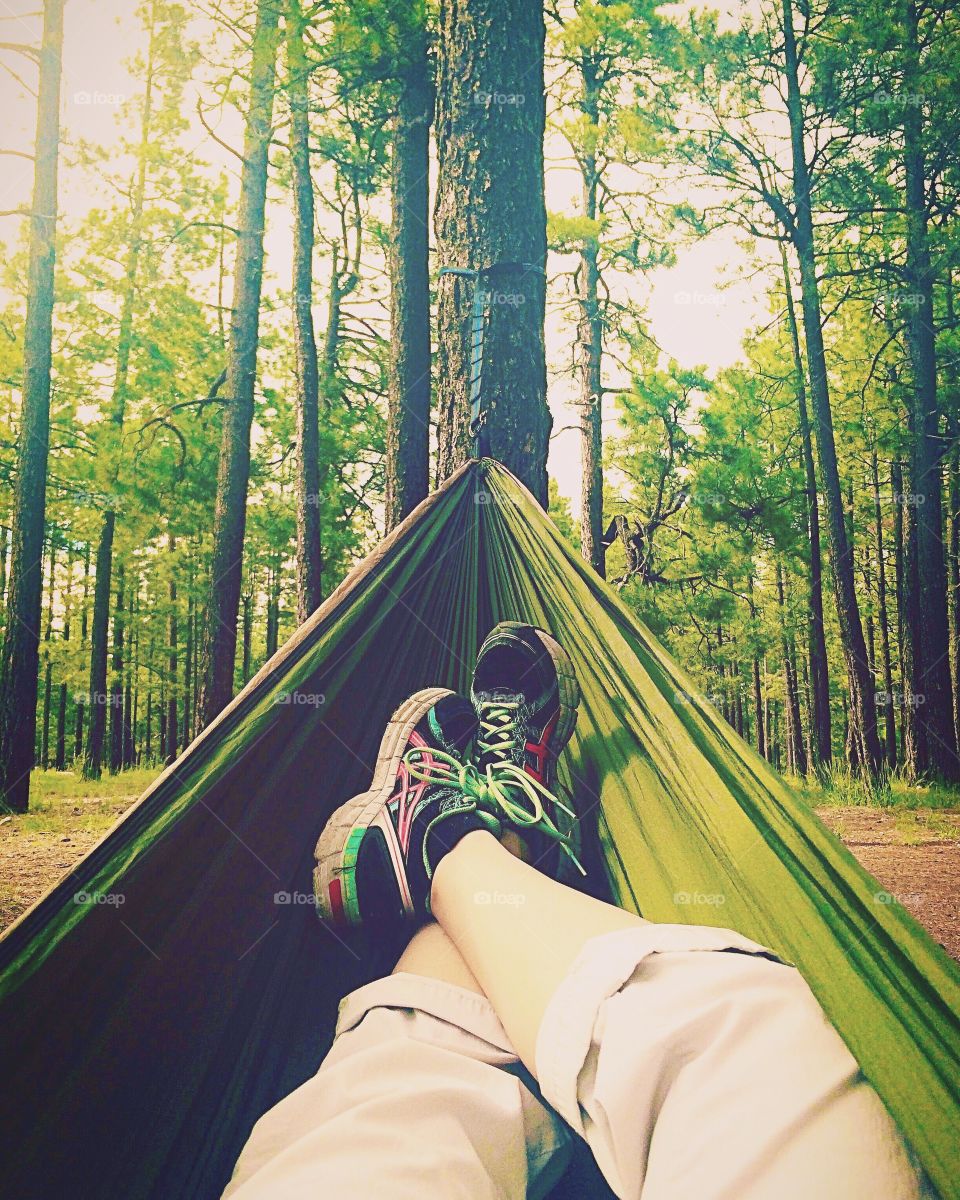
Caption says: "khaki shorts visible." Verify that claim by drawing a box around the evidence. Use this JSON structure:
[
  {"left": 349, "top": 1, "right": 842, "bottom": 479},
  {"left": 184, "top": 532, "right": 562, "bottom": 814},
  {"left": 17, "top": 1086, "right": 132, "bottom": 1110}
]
[{"left": 224, "top": 925, "right": 930, "bottom": 1199}]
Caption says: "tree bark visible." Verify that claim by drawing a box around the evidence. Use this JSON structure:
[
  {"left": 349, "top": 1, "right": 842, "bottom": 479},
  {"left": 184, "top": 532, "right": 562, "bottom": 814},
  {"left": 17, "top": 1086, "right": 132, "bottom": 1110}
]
[
  {"left": 0, "top": 0, "right": 64, "bottom": 811},
  {"left": 109, "top": 562, "right": 125, "bottom": 773},
  {"left": 287, "top": 0, "right": 324, "bottom": 619},
  {"left": 781, "top": 246, "right": 831, "bottom": 767},
  {"left": 266, "top": 559, "right": 280, "bottom": 658},
  {"left": 435, "top": 0, "right": 551, "bottom": 503},
  {"left": 892, "top": 458, "right": 918, "bottom": 767},
  {"left": 125, "top": 584, "right": 136, "bottom": 767},
  {"left": 576, "top": 50, "right": 605, "bottom": 574},
  {"left": 752, "top": 655, "right": 765, "bottom": 757},
  {"left": 946, "top": 277, "right": 960, "bottom": 751},
  {"left": 198, "top": 0, "right": 281, "bottom": 727},
  {"left": 872, "top": 452, "right": 898, "bottom": 767},
  {"left": 781, "top": 0, "right": 881, "bottom": 775},
  {"left": 166, "top": 535, "right": 178, "bottom": 764},
  {"left": 777, "top": 564, "right": 807, "bottom": 775},
  {"left": 54, "top": 546, "right": 71, "bottom": 770},
  {"left": 0, "top": 525, "right": 8, "bottom": 607},
  {"left": 899, "top": 0, "right": 958, "bottom": 779},
  {"left": 386, "top": 31, "right": 433, "bottom": 532},
  {"left": 40, "top": 538, "right": 56, "bottom": 769},
  {"left": 241, "top": 591, "right": 252, "bottom": 683},
  {"left": 183, "top": 588, "right": 194, "bottom": 747}
]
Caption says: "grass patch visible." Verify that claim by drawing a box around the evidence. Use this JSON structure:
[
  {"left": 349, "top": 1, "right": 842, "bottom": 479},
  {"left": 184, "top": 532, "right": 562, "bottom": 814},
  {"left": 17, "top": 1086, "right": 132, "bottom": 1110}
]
[
  {"left": 796, "top": 767, "right": 960, "bottom": 811},
  {"left": 2, "top": 768, "right": 162, "bottom": 837},
  {"left": 30, "top": 767, "right": 161, "bottom": 804},
  {"left": 892, "top": 809, "right": 960, "bottom": 844}
]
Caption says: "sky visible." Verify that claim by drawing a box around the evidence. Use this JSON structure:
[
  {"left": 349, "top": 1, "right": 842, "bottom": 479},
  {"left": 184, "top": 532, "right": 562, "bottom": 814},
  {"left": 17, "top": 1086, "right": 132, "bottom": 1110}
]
[{"left": 0, "top": 0, "right": 765, "bottom": 515}]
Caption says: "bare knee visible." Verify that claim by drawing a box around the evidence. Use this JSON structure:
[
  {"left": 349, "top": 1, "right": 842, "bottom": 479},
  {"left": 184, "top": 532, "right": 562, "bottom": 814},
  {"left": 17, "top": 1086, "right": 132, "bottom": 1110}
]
[{"left": 392, "top": 920, "right": 486, "bottom": 994}]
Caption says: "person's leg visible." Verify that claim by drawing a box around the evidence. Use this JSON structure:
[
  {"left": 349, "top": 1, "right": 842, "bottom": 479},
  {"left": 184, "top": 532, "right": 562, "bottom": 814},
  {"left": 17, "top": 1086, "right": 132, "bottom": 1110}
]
[
  {"left": 431, "top": 830, "right": 929, "bottom": 1200},
  {"left": 431, "top": 830, "right": 640, "bottom": 1069},
  {"left": 223, "top": 920, "right": 570, "bottom": 1200},
  {"left": 392, "top": 916, "right": 486, "bottom": 992}
]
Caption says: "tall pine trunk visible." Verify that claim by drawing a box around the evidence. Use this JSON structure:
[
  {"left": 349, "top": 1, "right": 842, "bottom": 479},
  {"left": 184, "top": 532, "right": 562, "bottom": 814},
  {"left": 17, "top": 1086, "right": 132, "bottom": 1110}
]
[
  {"left": 872, "top": 452, "right": 898, "bottom": 767},
  {"left": 0, "top": 0, "right": 64, "bottom": 811},
  {"left": 892, "top": 458, "right": 918, "bottom": 766},
  {"left": 84, "top": 8, "right": 160, "bottom": 778},
  {"left": 781, "top": 0, "right": 881, "bottom": 774},
  {"left": 386, "top": 30, "right": 433, "bottom": 531},
  {"left": 167, "top": 536, "right": 178, "bottom": 764},
  {"left": 109, "top": 563, "right": 125, "bottom": 774},
  {"left": 781, "top": 246, "right": 831, "bottom": 766},
  {"left": 198, "top": 0, "right": 281, "bottom": 726},
  {"left": 183, "top": 587, "right": 193, "bottom": 746},
  {"left": 900, "top": 0, "right": 958, "bottom": 779},
  {"left": 946, "top": 277, "right": 960, "bottom": 751},
  {"left": 287, "top": 1, "right": 323, "bottom": 619},
  {"left": 577, "top": 50, "right": 605, "bottom": 575},
  {"left": 435, "top": 0, "right": 551, "bottom": 503},
  {"left": 777, "top": 564, "right": 807, "bottom": 775},
  {"left": 40, "top": 540, "right": 56, "bottom": 769}
]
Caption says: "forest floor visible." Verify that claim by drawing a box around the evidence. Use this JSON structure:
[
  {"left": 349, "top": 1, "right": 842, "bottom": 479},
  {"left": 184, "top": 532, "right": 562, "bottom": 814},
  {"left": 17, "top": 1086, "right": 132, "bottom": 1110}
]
[{"left": 0, "top": 769, "right": 958, "bottom": 959}]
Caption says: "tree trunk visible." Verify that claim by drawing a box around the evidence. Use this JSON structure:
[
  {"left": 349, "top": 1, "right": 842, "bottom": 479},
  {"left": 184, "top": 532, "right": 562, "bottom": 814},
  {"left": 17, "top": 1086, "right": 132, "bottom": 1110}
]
[
  {"left": 781, "top": 247, "right": 831, "bottom": 767},
  {"left": 198, "top": 0, "right": 281, "bottom": 727},
  {"left": 287, "top": 1, "right": 324, "bottom": 618},
  {"left": 777, "top": 565, "right": 807, "bottom": 776},
  {"left": 266, "top": 561, "right": 280, "bottom": 658},
  {"left": 435, "top": 0, "right": 551, "bottom": 503},
  {"left": 167, "top": 535, "right": 178, "bottom": 764},
  {"left": 126, "top": 585, "right": 137, "bottom": 767},
  {"left": 39, "top": 538, "right": 56, "bottom": 769},
  {"left": 900, "top": 0, "right": 958, "bottom": 779},
  {"left": 242, "top": 592, "right": 252, "bottom": 683},
  {"left": 54, "top": 546, "right": 72, "bottom": 770},
  {"left": 84, "top": 512, "right": 115, "bottom": 778},
  {"left": 872, "top": 451, "right": 898, "bottom": 767},
  {"left": 183, "top": 588, "right": 193, "bottom": 747},
  {"left": 892, "top": 458, "right": 917, "bottom": 766},
  {"left": 73, "top": 543, "right": 90, "bottom": 761},
  {"left": 864, "top": 554, "right": 877, "bottom": 681},
  {"left": 576, "top": 51, "right": 605, "bottom": 575},
  {"left": 946, "top": 277, "right": 960, "bottom": 751},
  {"left": 386, "top": 31, "right": 433, "bottom": 532},
  {"left": 753, "top": 655, "right": 765, "bottom": 758},
  {"left": 0, "top": 0, "right": 64, "bottom": 811},
  {"left": 781, "top": 0, "right": 881, "bottom": 775},
  {"left": 0, "top": 525, "right": 8, "bottom": 607},
  {"left": 109, "top": 563, "right": 125, "bottom": 774}
]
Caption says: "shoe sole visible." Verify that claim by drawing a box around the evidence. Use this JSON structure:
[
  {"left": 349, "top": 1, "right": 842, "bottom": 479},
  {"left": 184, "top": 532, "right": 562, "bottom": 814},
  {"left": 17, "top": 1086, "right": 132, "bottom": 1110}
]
[
  {"left": 313, "top": 686, "right": 454, "bottom": 929},
  {"left": 480, "top": 620, "right": 580, "bottom": 767}
]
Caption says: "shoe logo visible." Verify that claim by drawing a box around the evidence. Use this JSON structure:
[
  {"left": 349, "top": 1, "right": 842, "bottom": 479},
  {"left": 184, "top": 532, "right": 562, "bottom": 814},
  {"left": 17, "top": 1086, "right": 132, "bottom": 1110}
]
[
  {"left": 390, "top": 730, "right": 436, "bottom": 853},
  {"left": 524, "top": 710, "right": 559, "bottom": 784}
]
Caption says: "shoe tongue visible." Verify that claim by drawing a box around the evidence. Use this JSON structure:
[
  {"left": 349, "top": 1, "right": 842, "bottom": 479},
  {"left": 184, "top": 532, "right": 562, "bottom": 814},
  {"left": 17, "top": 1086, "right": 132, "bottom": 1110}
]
[
  {"left": 476, "top": 688, "right": 523, "bottom": 706},
  {"left": 429, "top": 694, "right": 478, "bottom": 756}
]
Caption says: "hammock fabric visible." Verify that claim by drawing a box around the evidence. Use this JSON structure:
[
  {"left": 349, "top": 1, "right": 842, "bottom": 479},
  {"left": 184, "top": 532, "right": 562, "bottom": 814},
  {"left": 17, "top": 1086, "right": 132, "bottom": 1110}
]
[{"left": 1, "top": 459, "right": 958, "bottom": 1200}]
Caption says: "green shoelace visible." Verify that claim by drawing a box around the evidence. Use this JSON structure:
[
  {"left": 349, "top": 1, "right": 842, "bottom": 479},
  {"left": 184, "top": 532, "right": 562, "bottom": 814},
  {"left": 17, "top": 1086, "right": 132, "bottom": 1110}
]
[
  {"left": 476, "top": 700, "right": 520, "bottom": 763},
  {"left": 403, "top": 745, "right": 585, "bottom": 875}
]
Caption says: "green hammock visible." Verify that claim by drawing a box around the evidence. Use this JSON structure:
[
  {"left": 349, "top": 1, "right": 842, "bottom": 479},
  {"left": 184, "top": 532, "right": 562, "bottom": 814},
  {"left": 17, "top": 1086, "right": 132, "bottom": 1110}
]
[{"left": 1, "top": 459, "right": 958, "bottom": 1200}]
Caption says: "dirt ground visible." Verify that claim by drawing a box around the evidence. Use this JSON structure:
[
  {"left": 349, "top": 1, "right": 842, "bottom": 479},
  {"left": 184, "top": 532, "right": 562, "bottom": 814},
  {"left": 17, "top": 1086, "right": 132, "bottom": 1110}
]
[
  {"left": 1, "top": 794, "right": 958, "bottom": 959},
  {"left": 816, "top": 807, "right": 960, "bottom": 959},
  {"left": 0, "top": 788, "right": 137, "bottom": 932}
]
